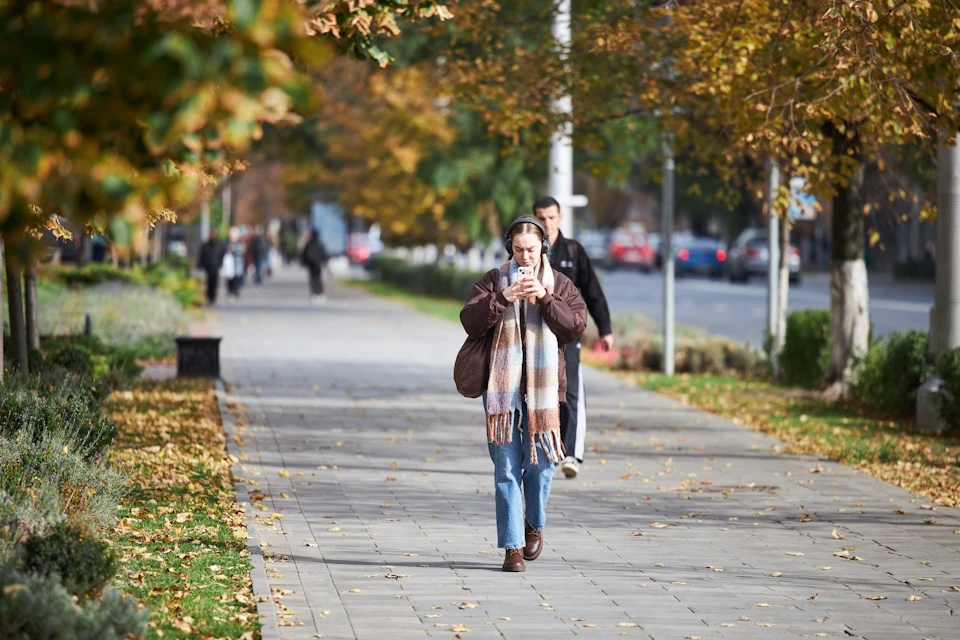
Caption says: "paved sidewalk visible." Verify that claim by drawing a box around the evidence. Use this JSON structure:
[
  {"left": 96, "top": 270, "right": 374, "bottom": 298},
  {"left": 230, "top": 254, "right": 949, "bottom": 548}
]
[{"left": 213, "top": 267, "right": 960, "bottom": 640}]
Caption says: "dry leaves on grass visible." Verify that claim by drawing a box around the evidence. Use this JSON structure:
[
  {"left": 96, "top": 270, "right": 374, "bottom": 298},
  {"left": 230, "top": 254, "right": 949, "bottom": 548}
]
[
  {"left": 634, "top": 373, "right": 960, "bottom": 507},
  {"left": 107, "top": 380, "right": 257, "bottom": 640}
]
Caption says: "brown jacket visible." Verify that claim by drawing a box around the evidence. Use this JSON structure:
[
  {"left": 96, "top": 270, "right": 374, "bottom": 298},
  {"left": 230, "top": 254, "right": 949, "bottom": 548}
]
[{"left": 460, "top": 266, "right": 587, "bottom": 402}]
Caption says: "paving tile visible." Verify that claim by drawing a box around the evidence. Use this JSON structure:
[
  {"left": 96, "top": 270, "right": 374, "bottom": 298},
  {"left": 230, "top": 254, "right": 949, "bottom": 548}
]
[{"left": 215, "top": 269, "right": 960, "bottom": 640}]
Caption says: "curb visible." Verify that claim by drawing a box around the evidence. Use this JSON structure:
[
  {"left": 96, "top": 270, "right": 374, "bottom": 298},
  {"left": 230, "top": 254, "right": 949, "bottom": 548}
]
[{"left": 216, "top": 379, "right": 281, "bottom": 640}]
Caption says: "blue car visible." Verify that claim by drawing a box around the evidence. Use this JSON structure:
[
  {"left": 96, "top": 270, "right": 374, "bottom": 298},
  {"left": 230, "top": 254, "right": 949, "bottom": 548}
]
[{"left": 674, "top": 236, "right": 726, "bottom": 278}]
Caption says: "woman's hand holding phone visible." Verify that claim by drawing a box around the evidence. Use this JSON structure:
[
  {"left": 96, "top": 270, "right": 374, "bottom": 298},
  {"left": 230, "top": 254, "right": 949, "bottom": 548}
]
[{"left": 503, "top": 267, "right": 542, "bottom": 303}]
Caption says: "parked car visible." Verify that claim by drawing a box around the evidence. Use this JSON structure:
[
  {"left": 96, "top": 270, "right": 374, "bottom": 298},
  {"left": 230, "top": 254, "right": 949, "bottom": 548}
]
[
  {"left": 607, "top": 223, "right": 656, "bottom": 271},
  {"left": 674, "top": 236, "right": 727, "bottom": 278},
  {"left": 577, "top": 228, "right": 611, "bottom": 266},
  {"left": 345, "top": 232, "right": 374, "bottom": 265},
  {"left": 726, "top": 228, "right": 801, "bottom": 284},
  {"left": 649, "top": 231, "right": 695, "bottom": 270}
]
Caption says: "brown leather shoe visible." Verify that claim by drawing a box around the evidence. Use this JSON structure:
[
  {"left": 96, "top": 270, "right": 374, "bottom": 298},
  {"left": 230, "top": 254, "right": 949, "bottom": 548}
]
[
  {"left": 502, "top": 548, "right": 526, "bottom": 572},
  {"left": 524, "top": 521, "right": 543, "bottom": 561}
]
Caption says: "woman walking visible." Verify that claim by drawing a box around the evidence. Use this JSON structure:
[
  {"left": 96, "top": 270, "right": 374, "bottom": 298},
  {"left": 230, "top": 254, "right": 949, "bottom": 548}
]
[{"left": 460, "top": 216, "right": 586, "bottom": 572}]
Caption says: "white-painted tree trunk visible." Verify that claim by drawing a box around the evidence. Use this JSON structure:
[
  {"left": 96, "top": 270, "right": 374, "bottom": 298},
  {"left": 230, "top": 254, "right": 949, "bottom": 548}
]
[
  {"left": 773, "top": 222, "right": 790, "bottom": 383},
  {"left": 827, "top": 259, "right": 870, "bottom": 396}
]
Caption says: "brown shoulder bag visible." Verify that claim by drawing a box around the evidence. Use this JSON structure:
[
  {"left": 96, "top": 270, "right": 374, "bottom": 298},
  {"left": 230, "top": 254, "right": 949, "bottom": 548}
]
[{"left": 454, "top": 331, "right": 492, "bottom": 398}]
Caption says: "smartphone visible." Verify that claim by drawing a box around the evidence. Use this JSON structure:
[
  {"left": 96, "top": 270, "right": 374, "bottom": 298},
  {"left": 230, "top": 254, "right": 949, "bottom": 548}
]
[{"left": 516, "top": 266, "right": 535, "bottom": 303}]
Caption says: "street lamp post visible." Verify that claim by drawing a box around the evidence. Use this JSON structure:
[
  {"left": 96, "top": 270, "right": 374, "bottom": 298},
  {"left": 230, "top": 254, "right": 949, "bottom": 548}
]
[
  {"left": 767, "top": 162, "right": 780, "bottom": 342},
  {"left": 662, "top": 138, "right": 675, "bottom": 376}
]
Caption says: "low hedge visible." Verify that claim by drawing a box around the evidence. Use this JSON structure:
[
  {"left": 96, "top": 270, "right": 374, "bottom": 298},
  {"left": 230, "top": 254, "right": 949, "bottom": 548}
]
[
  {"left": 853, "top": 331, "right": 934, "bottom": 416},
  {"left": 779, "top": 310, "right": 832, "bottom": 388},
  {"left": 937, "top": 347, "right": 960, "bottom": 428},
  {"left": 43, "top": 255, "right": 203, "bottom": 309},
  {"left": 28, "top": 335, "right": 143, "bottom": 393},
  {"left": 371, "top": 255, "right": 486, "bottom": 302}
]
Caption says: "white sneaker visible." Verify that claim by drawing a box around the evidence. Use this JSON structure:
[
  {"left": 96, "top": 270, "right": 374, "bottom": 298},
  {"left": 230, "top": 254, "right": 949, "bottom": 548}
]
[{"left": 560, "top": 456, "right": 580, "bottom": 478}]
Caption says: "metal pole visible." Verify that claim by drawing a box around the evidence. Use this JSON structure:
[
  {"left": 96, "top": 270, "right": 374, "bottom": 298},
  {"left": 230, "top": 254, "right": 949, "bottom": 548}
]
[
  {"left": 200, "top": 198, "right": 211, "bottom": 241},
  {"left": 222, "top": 180, "right": 233, "bottom": 231},
  {"left": 548, "top": 0, "right": 575, "bottom": 238},
  {"left": 767, "top": 161, "right": 780, "bottom": 341},
  {"left": 917, "top": 131, "right": 960, "bottom": 431},
  {"left": 935, "top": 133, "right": 960, "bottom": 352},
  {"left": 662, "top": 138, "right": 675, "bottom": 376}
]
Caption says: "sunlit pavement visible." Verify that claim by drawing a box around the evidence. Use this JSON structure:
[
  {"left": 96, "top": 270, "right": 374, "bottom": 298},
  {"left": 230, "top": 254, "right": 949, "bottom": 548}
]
[{"left": 212, "top": 266, "right": 959, "bottom": 640}]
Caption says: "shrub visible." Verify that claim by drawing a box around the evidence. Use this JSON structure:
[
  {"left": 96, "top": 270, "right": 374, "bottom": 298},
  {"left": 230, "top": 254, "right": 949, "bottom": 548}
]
[
  {"left": 17, "top": 522, "right": 118, "bottom": 600},
  {"left": 0, "top": 373, "right": 117, "bottom": 459},
  {"left": 0, "top": 561, "right": 147, "bottom": 640},
  {"left": 937, "top": 347, "right": 960, "bottom": 429},
  {"left": 45, "top": 263, "right": 141, "bottom": 287},
  {"left": 725, "top": 342, "right": 766, "bottom": 378},
  {"left": 852, "top": 331, "right": 934, "bottom": 416},
  {"left": 0, "top": 414, "right": 124, "bottom": 559},
  {"left": 37, "top": 282, "right": 193, "bottom": 343},
  {"left": 780, "top": 310, "right": 832, "bottom": 388},
  {"left": 31, "top": 337, "right": 100, "bottom": 378}
]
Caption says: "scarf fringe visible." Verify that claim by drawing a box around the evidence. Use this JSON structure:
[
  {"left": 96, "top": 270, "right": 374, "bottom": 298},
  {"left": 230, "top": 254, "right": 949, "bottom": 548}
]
[
  {"left": 486, "top": 412, "right": 513, "bottom": 445},
  {"left": 530, "top": 431, "right": 565, "bottom": 465}
]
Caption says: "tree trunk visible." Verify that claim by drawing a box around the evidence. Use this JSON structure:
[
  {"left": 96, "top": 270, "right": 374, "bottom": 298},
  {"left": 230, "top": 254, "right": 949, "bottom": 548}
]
[
  {"left": 773, "top": 220, "right": 791, "bottom": 383},
  {"left": 78, "top": 233, "right": 89, "bottom": 266},
  {"left": 824, "top": 139, "right": 870, "bottom": 397},
  {"left": 6, "top": 249, "right": 28, "bottom": 374},
  {"left": 24, "top": 261, "right": 39, "bottom": 352},
  {"left": 0, "top": 238, "right": 5, "bottom": 381}
]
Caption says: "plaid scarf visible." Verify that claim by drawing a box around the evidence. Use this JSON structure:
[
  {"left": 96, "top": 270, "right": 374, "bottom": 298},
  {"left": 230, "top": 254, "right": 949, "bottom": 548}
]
[{"left": 485, "top": 260, "right": 563, "bottom": 464}]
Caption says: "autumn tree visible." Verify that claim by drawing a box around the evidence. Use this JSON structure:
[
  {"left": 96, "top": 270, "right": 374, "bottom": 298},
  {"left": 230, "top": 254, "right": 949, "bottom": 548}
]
[
  {"left": 0, "top": 0, "right": 450, "bottom": 373},
  {"left": 621, "top": 0, "right": 960, "bottom": 396},
  {"left": 439, "top": 0, "right": 960, "bottom": 396},
  {"left": 278, "top": 59, "right": 457, "bottom": 245}
]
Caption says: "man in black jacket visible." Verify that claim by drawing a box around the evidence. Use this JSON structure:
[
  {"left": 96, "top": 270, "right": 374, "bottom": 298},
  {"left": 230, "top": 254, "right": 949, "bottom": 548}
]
[
  {"left": 197, "top": 228, "right": 226, "bottom": 306},
  {"left": 534, "top": 196, "right": 613, "bottom": 479}
]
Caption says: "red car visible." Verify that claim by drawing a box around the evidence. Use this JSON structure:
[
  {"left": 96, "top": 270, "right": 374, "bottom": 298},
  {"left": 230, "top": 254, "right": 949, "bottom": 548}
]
[
  {"left": 345, "top": 232, "right": 373, "bottom": 265},
  {"left": 607, "top": 224, "right": 656, "bottom": 271}
]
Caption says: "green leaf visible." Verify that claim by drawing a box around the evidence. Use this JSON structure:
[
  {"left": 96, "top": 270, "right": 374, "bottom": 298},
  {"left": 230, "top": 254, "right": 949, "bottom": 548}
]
[
  {"left": 101, "top": 174, "right": 134, "bottom": 201},
  {"left": 233, "top": 0, "right": 262, "bottom": 31},
  {"left": 108, "top": 216, "right": 133, "bottom": 247}
]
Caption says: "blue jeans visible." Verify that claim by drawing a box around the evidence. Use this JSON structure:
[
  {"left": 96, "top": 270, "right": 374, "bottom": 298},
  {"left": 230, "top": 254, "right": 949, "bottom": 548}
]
[{"left": 485, "top": 400, "right": 556, "bottom": 549}]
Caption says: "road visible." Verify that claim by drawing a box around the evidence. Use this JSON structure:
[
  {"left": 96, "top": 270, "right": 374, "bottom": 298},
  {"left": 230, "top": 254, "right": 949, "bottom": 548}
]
[{"left": 598, "top": 269, "right": 934, "bottom": 345}]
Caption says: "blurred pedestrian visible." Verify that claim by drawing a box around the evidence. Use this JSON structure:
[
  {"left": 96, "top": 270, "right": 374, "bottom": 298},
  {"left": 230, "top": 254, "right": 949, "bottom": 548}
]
[
  {"left": 249, "top": 226, "right": 269, "bottom": 286},
  {"left": 301, "top": 229, "right": 328, "bottom": 304},
  {"left": 198, "top": 228, "right": 226, "bottom": 305},
  {"left": 459, "top": 216, "right": 586, "bottom": 572},
  {"left": 534, "top": 196, "right": 613, "bottom": 479},
  {"left": 224, "top": 227, "right": 245, "bottom": 299}
]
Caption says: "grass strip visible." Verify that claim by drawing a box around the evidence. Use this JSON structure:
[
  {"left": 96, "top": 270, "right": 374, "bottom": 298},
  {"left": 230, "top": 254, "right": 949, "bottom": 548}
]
[
  {"left": 107, "top": 379, "right": 257, "bottom": 640},
  {"left": 633, "top": 372, "right": 960, "bottom": 507}
]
